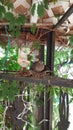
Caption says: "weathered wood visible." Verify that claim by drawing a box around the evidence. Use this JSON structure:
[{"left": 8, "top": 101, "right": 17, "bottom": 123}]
[
  {"left": 46, "top": 31, "right": 55, "bottom": 72},
  {"left": 49, "top": 76, "right": 73, "bottom": 89},
  {"left": 0, "top": 73, "right": 73, "bottom": 88},
  {"left": 0, "top": 22, "right": 53, "bottom": 29},
  {"left": 54, "top": 4, "right": 73, "bottom": 29},
  {"left": 45, "top": 31, "right": 55, "bottom": 130},
  {"left": 37, "top": 45, "right": 44, "bottom": 130},
  {"left": 39, "top": 45, "right": 44, "bottom": 61}
]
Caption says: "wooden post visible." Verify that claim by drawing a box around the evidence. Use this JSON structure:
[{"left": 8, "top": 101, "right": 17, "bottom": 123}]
[
  {"left": 44, "top": 31, "right": 55, "bottom": 130},
  {"left": 46, "top": 31, "right": 55, "bottom": 72},
  {"left": 38, "top": 45, "right": 44, "bottom": 130}
]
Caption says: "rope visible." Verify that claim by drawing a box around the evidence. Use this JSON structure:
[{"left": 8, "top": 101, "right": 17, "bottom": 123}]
[
  {"left": 2, "top": 26, "right": 10, "bottom": 70},
  {"left": 58, "top": 89, "right": 70, "bottom": 130}
]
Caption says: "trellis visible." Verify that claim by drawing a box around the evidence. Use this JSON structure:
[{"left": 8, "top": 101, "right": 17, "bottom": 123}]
[{"left": 0, "top": 4, "right": 73, "bottom": 130}]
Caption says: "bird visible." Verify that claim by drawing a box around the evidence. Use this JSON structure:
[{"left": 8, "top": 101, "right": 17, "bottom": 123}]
[{"left": 30, "top": 60, "right": 45, "bottom": 72}]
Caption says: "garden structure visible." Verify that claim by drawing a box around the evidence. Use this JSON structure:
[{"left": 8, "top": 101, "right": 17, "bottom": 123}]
[{"left": 0, "top": 0, "right": 73, "bottom": 130}]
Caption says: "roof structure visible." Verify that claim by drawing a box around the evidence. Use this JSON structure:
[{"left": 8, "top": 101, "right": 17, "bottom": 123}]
[{"left": 0, "top": 0, "right": 73, "bottom": 46}]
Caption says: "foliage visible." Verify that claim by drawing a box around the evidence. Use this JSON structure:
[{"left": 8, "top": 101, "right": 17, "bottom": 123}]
[
  {"left": 0, "top": 1, "right": 26, "bottom": 37},
  {"left": 0, "top": 0, "right": 73, "bottom": 129},
  {"left": 69, "top": 35, "right": 73, "bottom": 45},
  {"left": 0, "top": 80, "right": 20, "bottom": 102},
  {"left": 37, "top": 2, "right": 44, "bottom": 18},
  {"left": 54, "top": 47, "right": 73, "bottom": 78},
  {"left": 0, "top": 0, "right": 59, "bottom": 37},
  {"left": 55, "top": 14, "right": 60, "bottom": 21},
  {"left": 53, "top": 0, "right": 58, "bottom": 4},
  {"left": 0, "top": 0, "right": 11, "bottom": 5},
  {"left": 30, "top": 23, "right": 36, "bottom": 34},
  {"left": 0, "top": 104, "right": 5, "bottom": 122},
  {"left": 0, "top": 45, "right": 73, "bottom": 129},
  {"left": 44, "top": 0, "right": 48, "bottom": 9},
  {"left": 0, "top": 5, "right": 6, "bottom": 18},
  {"left": 0, "top": 46, "right": 20, "bottom": 71},
  {"left": 31, "top": 1, "right": 45, "bottom": 18},
  {"left": 0, "top": 79, "right": 20, "bottom": 129},
  {"left": 53, "top": 46, "right": 73, "bottom": 129},
  {"left": 31, "top": 0, "right": 58, "bottom": 18},
  {"left": 31, "top": 3, "right": 36, "bottom": 16},
  {"left": 0, "top": 41, "right": 73, "bottom": 130}
]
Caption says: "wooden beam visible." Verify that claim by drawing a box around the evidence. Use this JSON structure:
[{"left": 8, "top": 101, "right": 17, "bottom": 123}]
[
  {"left": 0, "top": 73, "right": 73, "bottom": 88},
  {"left": 0, "top": 22, "right": 53, "bottom": 29},
  {"left": 49, "top": 76, "right": 73, "bottom": 89},
  {"left": 53, "top": 4, "right": 73, "bottom": 29},
  {"left": 38, "top": 45, "right": 44, "bottom": 130},
  {"left": 46, "top": 31, "right": 55, "bottom": 72},
  {"left": 45, "top": 31, "right": 55, "bottom": 130}
]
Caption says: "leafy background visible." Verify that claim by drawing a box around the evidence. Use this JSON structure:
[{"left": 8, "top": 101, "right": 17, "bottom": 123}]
[
  {"left": 0, "top": 44, "right": 73, "bottom": 129},
  {"left": 0, "top": 0, "right": 73, "bottom": 129}
]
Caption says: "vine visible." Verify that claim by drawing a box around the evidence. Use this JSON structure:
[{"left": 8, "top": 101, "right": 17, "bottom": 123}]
[
  {"left": 0, "top": 1, "right": 26, "bottom": 37},
  {"left": 0, "top": 0, "right": 73, "bottom": 130},
  {"left": 2, "top": 26, "right": 10, "bottom": 70}
]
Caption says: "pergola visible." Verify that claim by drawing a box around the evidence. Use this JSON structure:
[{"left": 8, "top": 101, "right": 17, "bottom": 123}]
[{"left": 0, "top": 0, "right": 73, "bottom": 130}]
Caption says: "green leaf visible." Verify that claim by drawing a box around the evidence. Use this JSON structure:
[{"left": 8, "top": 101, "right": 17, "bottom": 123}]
[
  {"left": 49, "top": 87, "right": 55, "bottom": 98},
  {"left": 71, "top": 50, "right": 73, "bottom": 56},
  {"left": 9, "top": 20, "right": 15, "bottom": 30},
  {"left": 30, "top": 23, "right": 36, "bottom": 34},
  {"left": 11, "top": 30, "right": 16, "bottom": 37},
  {"left": 5, "top": 12, "right": 14, "bottom": 21},
  {"left": 0, "top": 5, "right": 6, "bottom": 15},
  {"left": 31, "top": 3, "right": 36, "bottom": 16},
  {"left": 16, "top": 14, "right": 26, "bottom": 25},
  {"left": 0, "top": 13, "right": 2, "bottom": 19},
  {"left": 53, "top": 0, "right": 58, "bottom": 4},
  {"left": 69, "top": 98, "right": 73, "bottom": 103},
  {"left": 55, "top": 14, "right": 60, "bottom": 21},
  {"left": 70, "top": 35, "right": 73, "bottom": 45},
  {"left": 15, "top": 28, "right": 21, "bottom": 38},
  {"left": 44, "top": 0, "right": 48, "bottom": 9},
  {"left": 8, "top": 94, "right": 15, "bottom": 102},
  {"left": 0, "top": 0, "right": 10, "bottom": 5},
  {"left": 37, "top": 2, "right": 44, "bottom": 18},
  {"left": 37, "top": 83, "right": 44, "bottom": 94},
  {"left": 0, "top": 104, "right": 4, "bottom": 114},
  {"left": 7, "top": 2, "right": 14, "bottom": 10},
  {"left": 2, "top": 85, "right": 8, "bottom": 100}
]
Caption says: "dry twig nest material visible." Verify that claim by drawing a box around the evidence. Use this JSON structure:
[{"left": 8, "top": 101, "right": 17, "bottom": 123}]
[{"left": 18, "top": 61, "right": 50, "bottom": 78}]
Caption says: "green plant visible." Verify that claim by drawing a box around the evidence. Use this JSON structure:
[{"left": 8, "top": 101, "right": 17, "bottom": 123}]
[
  {"left": 0, "top": 1, "right": 26, "bottom": 37},
  {"left": 0, "top": 1, "right": 73, "bottom": 129},
  {"left": 0, "top": 80, "right": 20, "bottom": 102},
  {"left": 0, "top": 80, "right": 20, "bottom": 130},
  {"left": 0, "top": 46, "right": 20, "bottom": 71}
]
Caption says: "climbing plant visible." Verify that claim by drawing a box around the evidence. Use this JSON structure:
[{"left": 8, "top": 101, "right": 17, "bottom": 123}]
[
  {"left": 0, "top": 0, "right": 26, "bottom": 37},
  {"left": 0, "top": 0, "right": 59, "bottom": 37},
  {"left": 0, "top": 44, "right": 73, "bottom": 129},
  {"left": 0, "top": 0, "right": 73, "bottom": 130}
]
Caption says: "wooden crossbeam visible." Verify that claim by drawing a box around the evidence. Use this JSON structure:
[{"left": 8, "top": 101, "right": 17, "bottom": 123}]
[{"left": 0, "top": 73, "right": 73, "bottom": 88}]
